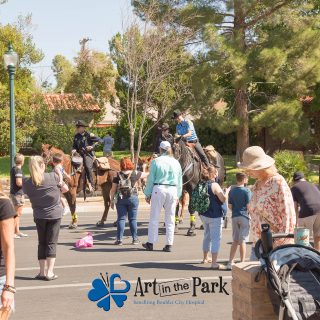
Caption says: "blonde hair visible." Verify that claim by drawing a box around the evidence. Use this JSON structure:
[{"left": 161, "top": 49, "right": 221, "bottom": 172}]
[
  {"left": 14, "top": 153, "right": 25, "bottom": 165},
  {"left": 202, "top": 166, "right": 217, "bottom": 181},
  {"left": 29, "top": 156, "right": 45, "bottom": 186}
]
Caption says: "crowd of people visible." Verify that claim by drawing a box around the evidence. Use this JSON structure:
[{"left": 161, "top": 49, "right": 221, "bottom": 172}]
[{"left": 0, "top": 113, "right": 319, "bottom": 315}]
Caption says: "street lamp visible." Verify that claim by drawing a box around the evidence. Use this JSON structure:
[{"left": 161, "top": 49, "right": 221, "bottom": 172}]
[{"left": 3, "top": 43, "right": 18, "bottom": 168}]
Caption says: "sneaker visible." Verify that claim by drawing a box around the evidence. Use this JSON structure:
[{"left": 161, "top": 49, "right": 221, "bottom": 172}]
[
  {"left": 114, "top": 240, "right": 123, "bottom": 246},
  {"left": 226, "top": 262, "right": 233, "bottom": 270},
  {"left": 17, "top": 232, "right": 28, "bottom": 237},
  {"left": 163, "top": 245, "right": 172, "bottom": 252},
  {"left": 142, "top": 242, "right": 153, "bottom": 251},
  {"left": 132, "top": 239, "right": 140, "bottom": 245},
  {"left": 14, "top": 234, "right": 21, "bottom": 239}
]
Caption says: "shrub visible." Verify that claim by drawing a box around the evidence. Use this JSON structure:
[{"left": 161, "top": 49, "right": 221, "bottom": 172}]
[{"left": 273, "top": 150, "right": 307, "bottom": 184}]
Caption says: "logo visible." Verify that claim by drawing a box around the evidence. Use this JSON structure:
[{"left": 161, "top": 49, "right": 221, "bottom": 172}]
[{"left": 88, "top": 273, "right": 131, "bottom": 312}]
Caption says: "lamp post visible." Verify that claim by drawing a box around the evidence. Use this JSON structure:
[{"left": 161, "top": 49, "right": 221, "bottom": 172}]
[{"left": 3, "top": 43, "right": 18, "bottom": 169}]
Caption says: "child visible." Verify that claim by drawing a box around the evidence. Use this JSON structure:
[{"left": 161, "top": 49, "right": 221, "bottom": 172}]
[
  {"left": 52, "top": 153, "right": 70, "bottom": 215},
  {"left": 10, "top": 153, "right": 28, "bottom": 239},
  {"left": 227, "top": 172, "right": 251, "bottom": 270}
]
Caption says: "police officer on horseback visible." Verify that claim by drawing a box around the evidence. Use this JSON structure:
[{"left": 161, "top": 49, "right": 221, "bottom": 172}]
[
  {"left": 155, "top": 123, "right": 174, "bottom": 155},
  {"left": 71, "top": 120, "right": 101, "bottom": 192},
  {"left": 172, "top": 110, "right": 210, "bottom": 167}
]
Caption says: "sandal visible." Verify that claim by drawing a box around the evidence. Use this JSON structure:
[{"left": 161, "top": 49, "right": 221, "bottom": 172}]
[
  {"left": 46, "top": 274, "right": 58, "bottom": 281},
  {"left": 201, "top": 259, "right": 212, "bottom": 264},
  {"left": 35, "top": 274, "right": 46, "bottom": 280},
  {"left": 211, "top": 264, "right": 227, "bottom": 270}
]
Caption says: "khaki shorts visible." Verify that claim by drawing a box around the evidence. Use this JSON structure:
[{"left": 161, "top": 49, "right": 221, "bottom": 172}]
[
  {"left": 232, "top": 216, "right": 250, "bottom": 242},
  {"left": 10, "top": 194, "right": 25, "bottom": 207},
  {"left": 298, "top": 214, "right": 320, "bottom": 237}
]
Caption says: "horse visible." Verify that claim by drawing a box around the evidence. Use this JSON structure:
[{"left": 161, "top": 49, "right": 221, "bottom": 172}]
[
  {"left": 172, "top": 139, "right": 226, "bottom": 236},
  {"left": 41, "top": 144, "right": 120, "bottom": 229}
]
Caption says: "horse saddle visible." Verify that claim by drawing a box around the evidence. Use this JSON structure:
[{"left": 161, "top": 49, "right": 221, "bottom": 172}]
[
  {"left": 71, "top": 155, "right": 83, "bottom": 166},
  {"left": 95, "top": 157, "right": 110, "bottom": 171}
]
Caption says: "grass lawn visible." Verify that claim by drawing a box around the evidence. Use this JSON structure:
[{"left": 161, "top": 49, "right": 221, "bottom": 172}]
[{"left": 1, "top": 152, "right": 319, "bottom": 186}]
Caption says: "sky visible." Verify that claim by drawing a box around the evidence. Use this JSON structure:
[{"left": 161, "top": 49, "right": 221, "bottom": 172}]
[{"left": 0, "top": 0, "right": 132, "bottom": 85}]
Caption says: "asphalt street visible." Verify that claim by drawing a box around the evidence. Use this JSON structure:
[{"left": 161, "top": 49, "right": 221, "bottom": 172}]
[{"left": 12, "top": 197, "right": 242, "bottom": 320}]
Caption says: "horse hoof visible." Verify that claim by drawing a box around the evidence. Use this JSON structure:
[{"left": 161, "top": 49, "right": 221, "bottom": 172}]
[
  {"left": 113, "top": 221, "right": 117, "bottom": 227},
  {"left": 199, "top": 224, "right": 204, "bottom": 230},
  {"left": 69, "top": 223, "right": 78, "bottom": 230},
  {"left": 187, "top": 226, "right": 196, "bottom": 236}
]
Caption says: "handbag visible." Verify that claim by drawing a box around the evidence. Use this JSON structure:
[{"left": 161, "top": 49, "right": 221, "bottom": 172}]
[{"left": 0, "top": 306, "right": 12, "bottom": 320}]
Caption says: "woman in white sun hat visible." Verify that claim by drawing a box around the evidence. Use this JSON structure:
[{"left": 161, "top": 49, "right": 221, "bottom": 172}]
[{"left": 239, "top": 146, "right": 296, "bottom": 259}]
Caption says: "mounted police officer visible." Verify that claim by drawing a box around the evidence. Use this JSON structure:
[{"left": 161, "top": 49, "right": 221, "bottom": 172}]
[
  {"left": 154, "top": 123, "right": 174, "bottom": 155},
  {"left": 172, "top": 110, "right": 210, "bottom": 167},
  {"left": 71, "top": 120, "right": 101, "bottom": 192}
]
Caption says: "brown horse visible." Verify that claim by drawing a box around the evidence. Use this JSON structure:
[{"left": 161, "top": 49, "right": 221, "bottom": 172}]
[{"left": 41, "top": 144, "right": 120, "bottom": 229}]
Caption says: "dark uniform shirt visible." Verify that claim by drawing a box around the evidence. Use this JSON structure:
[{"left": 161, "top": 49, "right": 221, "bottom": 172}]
[
  {"left": 155, "top": 133, "right": 174, "bottom": 153},
  {"left": 72, "top": 131, "right": 101, "bottom": 157}
]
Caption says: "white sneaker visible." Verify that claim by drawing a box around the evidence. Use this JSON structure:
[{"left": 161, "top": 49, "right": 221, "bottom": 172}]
[
  {"left": 63, "top": 208, "right": 68, "bottom": 216},
  {"left": 18, "top": 232, "right": 28, "bottom": 237},
  {"left": 14, "top": 234, "right": 21, "bottom": 239}
]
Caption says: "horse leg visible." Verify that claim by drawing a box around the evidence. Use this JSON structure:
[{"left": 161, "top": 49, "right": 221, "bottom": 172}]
[
  {"left": 96, "top": 181, "right": 112, "bottom": 227},
  {"left": 187, "top": 191, "right": 197, "bottom": 236},
  {"left": 174, "top": 202, "right": 180, "bottom": 233},
  {"left": 65, "top": 189, "right": 78, "bottom": 229}
]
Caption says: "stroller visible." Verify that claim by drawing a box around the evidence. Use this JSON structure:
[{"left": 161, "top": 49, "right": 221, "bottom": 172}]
[{"left": 255, "top": 224, "right": 320, "bottom": 320}]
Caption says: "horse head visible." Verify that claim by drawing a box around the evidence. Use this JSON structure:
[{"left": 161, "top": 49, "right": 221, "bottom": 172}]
[{"left": 41, "top": 144, "right": 54, "bottom": 166}]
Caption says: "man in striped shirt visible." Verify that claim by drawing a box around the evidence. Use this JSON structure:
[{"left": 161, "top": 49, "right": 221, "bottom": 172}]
[{"left": 172, "top": 110, "right": 210, "bottom": 166}]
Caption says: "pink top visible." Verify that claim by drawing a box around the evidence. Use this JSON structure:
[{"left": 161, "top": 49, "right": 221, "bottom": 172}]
[{"left": 248, "top": 174, "right": 296, "bottom": 247}]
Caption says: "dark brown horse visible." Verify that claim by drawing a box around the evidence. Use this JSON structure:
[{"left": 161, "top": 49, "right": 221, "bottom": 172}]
[{"left": 41, "top": 144, "right": 120, "bottom": 229}]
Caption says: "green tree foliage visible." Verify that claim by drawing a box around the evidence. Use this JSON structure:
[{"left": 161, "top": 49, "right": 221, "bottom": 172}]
[
  {"left": 61, "top": 41, "right": 117, "bottom": 105},
  {"left": 51, "top": 54, "right": 74, "bottom": 92},
  {"left": 133, "top": 0, "right": 320, "bottom": 157},
  {"left": 0, "top": 17, "right": 44, "bottom": 155},
  {"left": 274, "top": 150, "right": 307, "bottom": 184}
]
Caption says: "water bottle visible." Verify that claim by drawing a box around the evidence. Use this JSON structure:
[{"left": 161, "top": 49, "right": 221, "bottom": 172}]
[{"left": 261, "top": 224, "right": 273, "bottom": 255}]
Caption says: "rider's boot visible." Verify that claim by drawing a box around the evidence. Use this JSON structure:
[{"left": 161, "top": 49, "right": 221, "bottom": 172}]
[{"left": 187, "top": 215, "right": 196, "bottom": 236}]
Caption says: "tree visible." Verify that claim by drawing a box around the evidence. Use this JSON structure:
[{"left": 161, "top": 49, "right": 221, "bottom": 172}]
[
  {"left": 0, "top": 17, "right": 44, "bottom": 155},
  {"left": 52, "top": 55, "right": 74, "bottom": 92},
  {"left": 110, "top": 4, "right": 194, "bottom": 161},
  {"left": 133, "top": 0, "right": 320, "bottom": 158}
]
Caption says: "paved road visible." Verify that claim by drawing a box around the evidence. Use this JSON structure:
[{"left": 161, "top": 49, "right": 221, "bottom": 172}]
[{"left": 12, "top": 198, "right": 241, "bottom": 320}]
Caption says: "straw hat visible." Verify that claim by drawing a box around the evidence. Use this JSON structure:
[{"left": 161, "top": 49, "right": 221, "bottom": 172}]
[{"left": 238, "top": 146, "right": 275, "bottom": 170}]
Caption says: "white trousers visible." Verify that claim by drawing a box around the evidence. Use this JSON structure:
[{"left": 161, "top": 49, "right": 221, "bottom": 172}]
[{"left": 148, "top": 185, "right": 178, "bottom": 245}]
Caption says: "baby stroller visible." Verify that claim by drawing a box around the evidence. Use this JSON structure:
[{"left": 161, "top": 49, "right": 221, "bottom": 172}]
[{"left": 255, "top": 224, "right": 320, "bottom": 320}]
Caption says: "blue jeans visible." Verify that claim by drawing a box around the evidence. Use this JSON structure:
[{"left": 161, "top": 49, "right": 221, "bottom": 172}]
[
  {"left": 116, "top": 196, "right": 139, "bottom": 241},
  {"left": 200, "top": 215, "right": 222, "bottom": 254}
]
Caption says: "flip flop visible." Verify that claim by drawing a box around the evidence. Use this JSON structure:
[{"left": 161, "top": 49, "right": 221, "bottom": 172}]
[
  {"left": 35, "top": 274, "right": 46, "bottom": 280},
  {"left": 45, "top": 274, "right": 58, "bottom": 281},
  {"left": 211, "top": 264, "right": 227, "bottom": 270}
]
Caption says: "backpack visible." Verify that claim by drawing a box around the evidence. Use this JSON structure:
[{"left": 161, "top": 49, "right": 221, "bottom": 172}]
[
  {"left": 189, "top": 181, "right": 210, "bottom": 214},
  {"left": 118, "top": 171, "right": 134, "bottom": 198}
]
